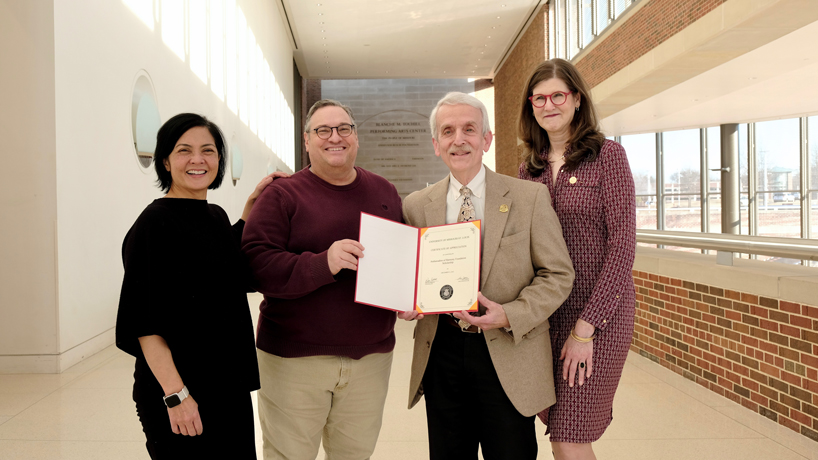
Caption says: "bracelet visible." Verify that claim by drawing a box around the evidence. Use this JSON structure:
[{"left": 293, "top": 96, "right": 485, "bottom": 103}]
[{"left": 570, "top": 328, "right": 594, "bottom": 343}]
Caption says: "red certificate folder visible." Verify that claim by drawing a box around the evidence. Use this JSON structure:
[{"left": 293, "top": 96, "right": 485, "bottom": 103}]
[{"left": 355, "top": 212, "right": 481, "bottom": 314}]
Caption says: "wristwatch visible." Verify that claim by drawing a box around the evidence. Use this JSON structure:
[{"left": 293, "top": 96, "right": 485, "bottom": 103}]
[{"left": 163, "top": 385, "right": 189, "bottom": 408}]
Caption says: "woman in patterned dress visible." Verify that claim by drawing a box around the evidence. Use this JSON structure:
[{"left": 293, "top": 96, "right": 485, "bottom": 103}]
[{"left": 517, "top": 59, "right": 636, "bottom": 460}]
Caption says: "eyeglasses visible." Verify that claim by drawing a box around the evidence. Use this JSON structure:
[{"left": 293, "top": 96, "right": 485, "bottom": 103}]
[
  {"left": 312, "top": 124, "right": 355, "bottom": 139},
  {"left": 528, "top": 91, "right": 574, "bottom": 108}
]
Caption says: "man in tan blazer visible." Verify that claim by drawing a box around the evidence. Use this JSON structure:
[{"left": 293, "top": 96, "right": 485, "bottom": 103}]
[{"left": 398, "top": 92, "right": 574, "bottom": 460}]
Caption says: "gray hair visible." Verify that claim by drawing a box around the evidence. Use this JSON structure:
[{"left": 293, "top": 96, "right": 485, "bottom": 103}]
[
  {"left": 304, "top": 99, "right": 356, "bottom": 133},
  {"left": 429, "top": 92, "right": 491, "bottom": 140}
]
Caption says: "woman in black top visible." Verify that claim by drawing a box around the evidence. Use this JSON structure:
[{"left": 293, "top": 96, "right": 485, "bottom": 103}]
[{"left": 116, "top": 113, "right": 284, "bottom": 459}]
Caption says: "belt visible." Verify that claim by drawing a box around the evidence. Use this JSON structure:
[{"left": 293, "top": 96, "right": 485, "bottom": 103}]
[{"left": 444, "top": 314, "right": 482, "bottom": 334}]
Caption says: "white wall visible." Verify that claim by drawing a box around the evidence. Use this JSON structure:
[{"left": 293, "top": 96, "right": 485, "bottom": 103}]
[
  {"left": 0, "top": 0, "right": 59, "bottom": 370},
  {"left": 0, "top": 0, "right": 295, "bottom": 373}
]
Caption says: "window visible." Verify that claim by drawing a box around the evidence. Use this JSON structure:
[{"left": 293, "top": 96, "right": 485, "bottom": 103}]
[
  {"left": 663, "top": 129, "right": 701, "bottom": 232},
  {"left": 621, "top": 133, "right": 657, "bottom": 229},
  {"left": 755, "top": 119, "right": 800, "bottom": 238},
  {"left": 550, "top": 0, "right": 640, "bottom": 60}
]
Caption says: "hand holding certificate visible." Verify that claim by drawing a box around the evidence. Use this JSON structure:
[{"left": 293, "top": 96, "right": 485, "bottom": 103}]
[{"left": 355, "top": 213, "right": 480, "bottom": 314}]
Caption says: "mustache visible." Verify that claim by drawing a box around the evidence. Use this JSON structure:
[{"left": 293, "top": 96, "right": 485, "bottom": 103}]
[{"left": 448, "top": 148, "right": 471, "bottom": 155}]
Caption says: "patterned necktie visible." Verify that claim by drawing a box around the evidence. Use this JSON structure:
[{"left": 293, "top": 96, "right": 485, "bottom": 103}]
[{"left": 458, "top": 186, "right": 476, "bottom": 222}]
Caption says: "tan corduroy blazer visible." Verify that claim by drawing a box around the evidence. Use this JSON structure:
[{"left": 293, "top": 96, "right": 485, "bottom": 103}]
[{"left": 403, "top": 168, "right": 575, "bottom": 417}]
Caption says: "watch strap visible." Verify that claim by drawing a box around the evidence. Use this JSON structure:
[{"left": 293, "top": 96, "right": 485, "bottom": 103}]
[{"left": 163, "top": 385, "right": 189, "bottom": 408}]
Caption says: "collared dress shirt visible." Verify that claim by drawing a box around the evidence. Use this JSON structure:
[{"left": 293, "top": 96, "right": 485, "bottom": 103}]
[{"left": 445, "top": 164, "right": 486, "bottom": 225}]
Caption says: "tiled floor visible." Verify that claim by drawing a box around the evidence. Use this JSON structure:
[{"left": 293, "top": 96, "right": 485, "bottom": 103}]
[{"left": 1, "top": 294, "right": 816, "bottom": 459}]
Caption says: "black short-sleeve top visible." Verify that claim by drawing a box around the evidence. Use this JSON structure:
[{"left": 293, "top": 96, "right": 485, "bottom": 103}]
[{"left": 116, "top": 198, "right": 260, "bottom": 402}]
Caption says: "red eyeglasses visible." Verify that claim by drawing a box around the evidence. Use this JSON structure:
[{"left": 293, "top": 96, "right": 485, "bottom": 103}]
[{"left": 528, "top": 91, "right": 574, "bottom": 108}]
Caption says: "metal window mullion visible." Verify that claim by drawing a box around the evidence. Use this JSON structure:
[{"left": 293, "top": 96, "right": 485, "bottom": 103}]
[
  {"left": 657, "top": 132, "right": 665, "bottom": 231},
  {"left": 701, "top": 129, "right": 709, "bottom": 256},
  {"left": 591, "top": 0, "right": 598, "bottom": 37},
  {"left": 576, "top": 0, "right": 581, "bottom": 55},
  {"left": 748, "top": 123, "right": 757, "bottom": 237},
  {"left": 747, "top": 123, "right": 757, "bottom": 261},
  {"left": 549, "top": 1, "right": 556, "bottom": 59},
  {"left": 801, "top": 117, "right": 809, "bottom": 240},
  {"left": 577, "top": 0, "right": 585, "bottom": 49},
  {"left": 563, "top": 0, "right": 568, "bottom": 59}
]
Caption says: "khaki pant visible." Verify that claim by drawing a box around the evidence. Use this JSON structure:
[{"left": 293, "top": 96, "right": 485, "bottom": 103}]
[{"left": 256, "top": 349, "right": 393, "bottom": 460}]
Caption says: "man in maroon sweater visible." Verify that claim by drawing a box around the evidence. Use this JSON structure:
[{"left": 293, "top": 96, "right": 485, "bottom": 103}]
[{"left": 242, "top": 100, "right": 403, "bottom": 459}]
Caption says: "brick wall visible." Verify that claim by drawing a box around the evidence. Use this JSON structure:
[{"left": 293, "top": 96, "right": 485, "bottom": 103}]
[
  {"left": 631, "top": 270, "right": 818, "bottom": 442},
  {"left": 577, "top": 0, "right": 725, "bottom": 87},
  {"left": 493, "top": 4, "right": 547, "bottom": 177}
]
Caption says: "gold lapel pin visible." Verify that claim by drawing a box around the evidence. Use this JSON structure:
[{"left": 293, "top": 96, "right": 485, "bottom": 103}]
[
  {"left": 499, "top": 204, "right": 509, "bottom": 213},
  {"left": 569, "top": 177, "right": 578, "bottom": 184}
]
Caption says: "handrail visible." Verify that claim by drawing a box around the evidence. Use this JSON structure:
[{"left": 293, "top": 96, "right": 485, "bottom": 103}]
[{"left": 636, "top": 230, "right": 818, "bottom": 262}]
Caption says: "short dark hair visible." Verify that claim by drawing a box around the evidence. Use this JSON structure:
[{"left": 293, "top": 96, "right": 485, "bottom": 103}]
[
  {"left": 304, "top": 99, "right": 355, "bottom": 133},
  {"left": 153, "top": 113, "right": 227, "bottom": 192}
]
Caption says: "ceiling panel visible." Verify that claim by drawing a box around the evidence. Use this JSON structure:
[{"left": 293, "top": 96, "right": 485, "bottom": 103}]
[{"left": 282, "top": 0, "right": 542, "bottom": 79}]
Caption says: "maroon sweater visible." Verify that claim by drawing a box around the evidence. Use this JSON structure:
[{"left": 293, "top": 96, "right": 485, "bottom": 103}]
[{"left": 242, "top": 167, "right": 403, "bottom": 359}]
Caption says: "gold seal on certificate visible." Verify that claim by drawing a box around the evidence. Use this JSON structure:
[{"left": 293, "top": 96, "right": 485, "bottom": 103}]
[{"left": 354, "top": 213, "right": 481, "bottom": 315}]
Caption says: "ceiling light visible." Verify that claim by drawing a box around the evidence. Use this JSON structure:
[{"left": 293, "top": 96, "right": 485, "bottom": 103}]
[
  {"left": 318, "top": 13, "right": 323, "bottom": 16},
  {"left": 317, "top": 3, "right": 322, "bottom": 6},
  {"left": 321, "top": 30, "right": 325, "bottom": 32},
  {"left": 487, "top": 36, "right": 491, "bottom": 38},
  {"left": 319, "top": 22, "right": 324, "bottom": 24},
  {"left": 501, "top": 4, "right": 506, "bottom": 7}
]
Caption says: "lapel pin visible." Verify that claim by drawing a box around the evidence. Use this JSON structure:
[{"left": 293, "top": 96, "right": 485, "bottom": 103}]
[
  {"left": 569, "top": 177, "right": 578, "bottom": 184},
  {"left": 499, "top": 204, "right": 509, "bottom": 213}
]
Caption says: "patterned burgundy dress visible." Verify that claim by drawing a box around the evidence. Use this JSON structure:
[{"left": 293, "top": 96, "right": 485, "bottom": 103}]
[{"left": 519, "top": 139, "right": 636, "bottom": 443}]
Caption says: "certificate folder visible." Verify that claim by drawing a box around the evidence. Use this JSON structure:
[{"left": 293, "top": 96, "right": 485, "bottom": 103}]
[{"left": 355, "top": 212, "right": 481, "bottom": 315}]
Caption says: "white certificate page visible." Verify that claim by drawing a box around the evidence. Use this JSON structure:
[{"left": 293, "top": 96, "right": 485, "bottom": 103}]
[
  {"left": 415, "top": 221, "right": 481, "bottom": 314},
  {"left": 355, "top": 213, "right": 419, "bottom": 312}
]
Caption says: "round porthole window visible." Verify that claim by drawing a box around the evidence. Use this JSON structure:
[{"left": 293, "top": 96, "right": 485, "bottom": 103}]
[{"left": 130, "top": 71, "right": 161, "bottom": 169}]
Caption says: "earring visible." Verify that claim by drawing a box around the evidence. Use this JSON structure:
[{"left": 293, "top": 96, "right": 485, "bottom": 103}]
[{"left": 575, "top": 106, "right": 580, "bottom": 112}]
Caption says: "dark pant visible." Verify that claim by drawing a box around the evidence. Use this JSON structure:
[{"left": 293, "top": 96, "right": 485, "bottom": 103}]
[
  {"left": 136, "top": 392, "right": 257, "bottom": 459},
  {"left": 423, "top": 319, "right": 538, "bottom": 460}
]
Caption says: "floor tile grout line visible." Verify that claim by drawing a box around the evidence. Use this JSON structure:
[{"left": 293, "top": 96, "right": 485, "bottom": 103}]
[
  {"left": 0, "top": 348, "right": 124, "bottom": 426},
  {"left": 626, "top": 352, "right": 818, "bottom": 457}
]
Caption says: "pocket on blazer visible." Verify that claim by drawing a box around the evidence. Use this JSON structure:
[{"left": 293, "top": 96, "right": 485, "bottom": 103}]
[{"left": 499, "top": 231, "right": 527, "bottom": 248}]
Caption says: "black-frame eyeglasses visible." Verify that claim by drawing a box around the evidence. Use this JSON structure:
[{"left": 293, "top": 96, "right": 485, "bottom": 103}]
[{"left": 312, "top": 124, "right": 356, "bottom": 139}]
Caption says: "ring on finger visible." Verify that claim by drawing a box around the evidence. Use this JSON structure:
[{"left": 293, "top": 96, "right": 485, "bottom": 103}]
[{"left": 579, "top": 362, "right": 586, "bottom": 369}]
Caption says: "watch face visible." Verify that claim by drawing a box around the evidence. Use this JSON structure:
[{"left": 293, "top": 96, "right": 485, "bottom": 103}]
[{"left": 164, "top": 394, "right": 181, "bottom": 408}]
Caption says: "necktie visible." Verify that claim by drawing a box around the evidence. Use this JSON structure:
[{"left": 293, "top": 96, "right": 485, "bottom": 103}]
[{"left": 458, "top": 186, "right": 476, "bottom": 222}]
